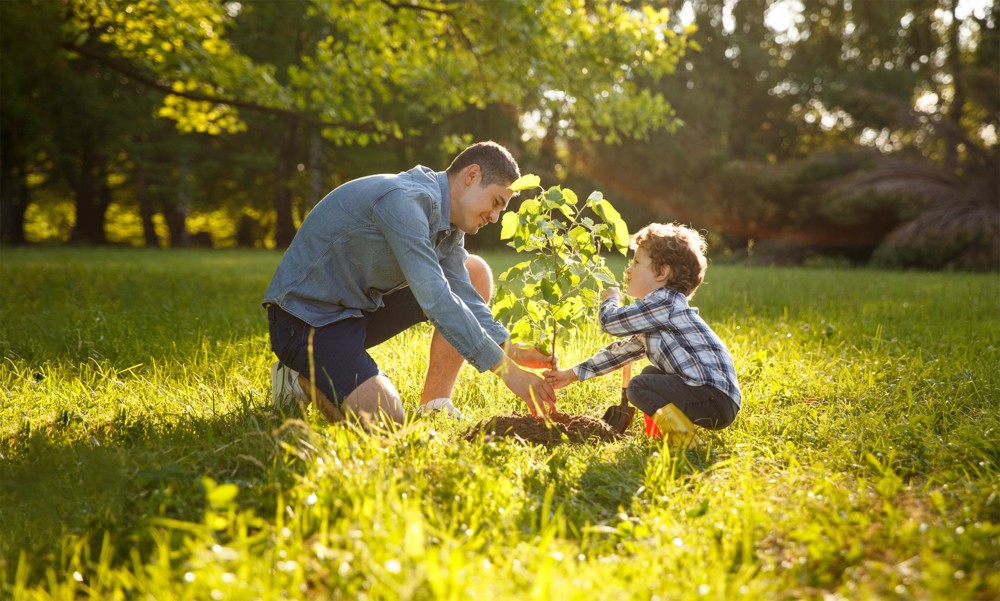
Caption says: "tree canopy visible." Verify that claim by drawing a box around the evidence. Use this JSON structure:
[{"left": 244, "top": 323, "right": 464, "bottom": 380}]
[
  {"left": 3, "top": 0, "right": 694, "bottom": 246},
  {"left": 65, "top": 0, "right": 692, "bottom": 143}
]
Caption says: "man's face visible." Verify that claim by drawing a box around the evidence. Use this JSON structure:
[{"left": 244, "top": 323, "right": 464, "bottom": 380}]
[{"left": 454, "top": 177, "right": 514, "bottom": 235}]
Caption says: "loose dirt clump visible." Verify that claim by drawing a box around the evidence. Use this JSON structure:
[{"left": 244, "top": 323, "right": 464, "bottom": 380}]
[{"left": 465, "top": 413, "right": 620, "bottom": 446}]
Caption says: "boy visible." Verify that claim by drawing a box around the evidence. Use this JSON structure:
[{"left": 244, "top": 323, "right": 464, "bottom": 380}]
[{"left": 544, "top": 222, "right": 740, "bottom": 432}]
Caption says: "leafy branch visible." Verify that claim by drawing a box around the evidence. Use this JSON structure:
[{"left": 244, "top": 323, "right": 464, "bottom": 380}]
[{"left": 62, "top": 41, "right": 383, "bottom": 134}]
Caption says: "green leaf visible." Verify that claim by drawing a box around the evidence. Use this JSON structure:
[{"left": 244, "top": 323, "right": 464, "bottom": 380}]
[
  {"left": 594, "top": 270, "right": 618, "bottom": 285},
  {"left": 525, "top": 300, "right": 544, "bottom": 321},
  {"left": 555, "top": 203, "right": 576, "bottom": 219},
  {"left": 519, "top": 198, "right": 541, "bottom": 217},
  {"left": 500, "top": 212, "right": 519, "bottom": 240},
  {"left": 544, "top": 187, "right": 564, "bottom": 203},
  {"left": 593, "top": 224, "right": 611, "bottom": 245},
  {"left": 569, "top": 226, "right": 590, "bottom": 246},
  {"left": 509, "top": 174, "right": 541, "bottom": 192},
  {"left": 499, "top": 260, "right": 532, "bottom": 281},
  {"left": 492, "top": 291, "right": 515, "bottom": 316},
  {"left": 510, "top": 320, "right": 534, "bottom": 344},
  {"left": 591, "top": 198, "right": 621, "bottom": 226},
  {"left": 553, "top": 301, "right": 578, "bottom": 322},
  {"left": 612, "top": 218, "right": 630, "bottom": 254},
  {"left": 555, "top": 273, "right": 582, "bottom": 300},
  {"left": 540, "top": 279, "right": 560, "bottom": 304}
]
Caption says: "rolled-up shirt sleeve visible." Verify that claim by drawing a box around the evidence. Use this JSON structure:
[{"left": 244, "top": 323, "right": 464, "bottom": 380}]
[{"left": 371, "top": 192, "right": 504, "bottom": 372}]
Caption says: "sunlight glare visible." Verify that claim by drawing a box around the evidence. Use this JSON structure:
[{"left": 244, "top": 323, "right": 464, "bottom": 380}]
[
  {"left": 914, "top": 91, "right": 940, "bottom": 113},
  {"left": 955, "top": 0, "right": 993, "bottom": 19},
  {"left": 765, "top": 0, "right": 805, "bottom": 38}
]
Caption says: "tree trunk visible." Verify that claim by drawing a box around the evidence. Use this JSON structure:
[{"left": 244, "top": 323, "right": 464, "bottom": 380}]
[
  {"left": 135, "top": 170, "right": 161, "bottom": 247},
  {"left": 162, "top": 202, "right": 187, "bottom": 248},
  {"left": 308, "top": 128, "right": 323, "bottom": 208},
  {"left": 0, "top": 118, "right": 30, "bottom": 246},
  {"left": 273, "top": 117, "right": 299, "bottom": 248},
  {"left": 163, "top": 149, "right": 191, "bottom": 247},
  {"left": 944, "top": 0, "right": 965, "bottom": 174},
  {"left": 0, "top": 156, "right": 29, "bottom": 246},
  {"left": 274, "top": 189, "right": 295, "bottom": 248},
  {"left": 69, "top": 145, "right": 109, "bottom": 245}
]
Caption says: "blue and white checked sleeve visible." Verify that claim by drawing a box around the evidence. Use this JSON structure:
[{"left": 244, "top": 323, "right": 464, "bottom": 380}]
[{"left": 573, "top": 336, "right": 646, "bottom": 381}]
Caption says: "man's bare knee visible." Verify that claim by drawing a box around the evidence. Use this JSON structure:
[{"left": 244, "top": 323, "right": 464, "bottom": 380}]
[
  {"left": 464, "top": 254, "right": 493, "bottom": 301},
  {"left": 343, "top": 374, "right": 405, "bottom": 426}
]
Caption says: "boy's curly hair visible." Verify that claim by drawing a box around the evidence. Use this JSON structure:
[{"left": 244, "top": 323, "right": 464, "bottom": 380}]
[{"left": 630, "top": 222, "right": 708, "bottom": 298}]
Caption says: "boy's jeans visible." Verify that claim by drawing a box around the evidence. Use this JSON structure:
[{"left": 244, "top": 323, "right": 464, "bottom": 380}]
[{"left": 626, "top": 365, "right": 738, "bottom": 430}]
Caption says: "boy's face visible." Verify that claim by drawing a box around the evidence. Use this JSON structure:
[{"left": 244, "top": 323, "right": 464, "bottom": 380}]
[{"left": 624, "top": 246, "right": 670, "bottom": 298}]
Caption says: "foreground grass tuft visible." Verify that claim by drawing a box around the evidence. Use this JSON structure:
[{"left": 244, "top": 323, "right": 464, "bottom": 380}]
[{"left": 1, "top": 248, "right": 998, "bottom": 599}]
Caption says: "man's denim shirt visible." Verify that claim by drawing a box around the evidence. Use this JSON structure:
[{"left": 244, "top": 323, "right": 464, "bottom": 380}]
[{"left": 263, "top": 166, "right": 509, "bottom": 372}]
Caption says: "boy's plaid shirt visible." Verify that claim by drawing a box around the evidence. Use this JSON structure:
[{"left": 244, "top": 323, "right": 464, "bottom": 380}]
[{"left": 573, "top": 287, "right": 742, "bottom": 407}]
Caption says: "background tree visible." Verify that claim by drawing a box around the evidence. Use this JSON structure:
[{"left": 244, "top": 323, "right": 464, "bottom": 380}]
[
  {"left": 50, "top": 0, "right": 691, "bottom": 246},
  {"left": 575, "top": 0, "right": 997, "bottom": 268},
  {"left": 1, "top": 0, "right": 69, "bottom": 245}
]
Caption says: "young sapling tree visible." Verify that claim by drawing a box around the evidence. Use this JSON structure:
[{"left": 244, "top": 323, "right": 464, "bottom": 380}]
[{"left": 493, "top": 175, "right": 630, "bottom": 361}]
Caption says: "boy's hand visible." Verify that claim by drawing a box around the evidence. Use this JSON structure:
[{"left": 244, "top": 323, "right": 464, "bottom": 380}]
[
  {"left": 543, "top": 368, "right": 578, "bottom": 390},
  {"left": 505, "top": 342, "right": 559, "bottom": 370},
  {"left": 601, "top": 287, "right": 622, "bottom": 302}
]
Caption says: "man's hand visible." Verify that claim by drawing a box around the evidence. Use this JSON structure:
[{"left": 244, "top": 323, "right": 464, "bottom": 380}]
[
  {"left": 543, "top": 367, "right": 578, "bottom": 391},
  {"left": 601, "top": 287, "right": 622, "bottom": 302},
  {"left": 492, "top": 357, "right": 557, "bottom": 416},
  {"left": 505, "top": 342, "right": 558, "bottom": 370}
]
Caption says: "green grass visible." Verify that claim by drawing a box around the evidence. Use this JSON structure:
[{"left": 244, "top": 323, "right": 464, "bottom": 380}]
[{"left": 1, "top": 247, "right": 998, "bottom": 600}]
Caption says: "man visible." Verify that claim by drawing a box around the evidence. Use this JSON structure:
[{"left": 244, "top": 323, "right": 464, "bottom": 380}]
[{"left": 263, "top": 141, "right": 557, "bottom": 425}]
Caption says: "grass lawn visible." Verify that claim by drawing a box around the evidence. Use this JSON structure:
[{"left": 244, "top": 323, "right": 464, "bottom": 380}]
[{"left": 1, "top": 247, "right": 998, "bottom": 599}]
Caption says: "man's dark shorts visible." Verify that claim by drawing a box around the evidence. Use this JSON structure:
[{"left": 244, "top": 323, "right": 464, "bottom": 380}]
[{"left": 267, "top": 288, "right": 428, "bottom": 405}]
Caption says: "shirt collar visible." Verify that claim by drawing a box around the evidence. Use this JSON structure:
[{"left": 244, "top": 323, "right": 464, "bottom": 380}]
[
  {"left": 648, "top": 286, "right": 687, "bottom": 304},
  {"left": 432, "top": 171, "right": 453, "bottom": 233}
]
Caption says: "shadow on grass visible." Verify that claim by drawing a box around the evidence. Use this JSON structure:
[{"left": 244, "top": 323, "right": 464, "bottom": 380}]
[
  {"left": 516, "top": 430, "right": 729, "bottom": 532},
  {"left": 0, "top": 400, "right": 310, "bottom": 583}
]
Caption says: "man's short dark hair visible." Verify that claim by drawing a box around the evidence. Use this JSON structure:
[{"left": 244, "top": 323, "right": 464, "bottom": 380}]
[{"left": 446, "top": 141, "right": 520, "bottom": 188}]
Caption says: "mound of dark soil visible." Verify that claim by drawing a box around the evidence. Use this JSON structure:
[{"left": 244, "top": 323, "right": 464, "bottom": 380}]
[{"left": 465, "top": 412, "right": 620, "bottom": 446}]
